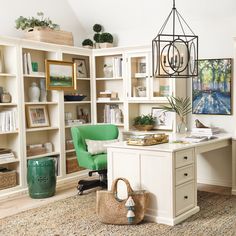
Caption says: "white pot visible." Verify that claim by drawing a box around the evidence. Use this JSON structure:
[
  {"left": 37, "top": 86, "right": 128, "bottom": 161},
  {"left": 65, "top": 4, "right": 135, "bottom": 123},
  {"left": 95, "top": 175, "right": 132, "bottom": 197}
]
[
  {"left": 99, "top": 43, "right": 113, "bottom": 48},
  {"left": 28, "top": 82, "right": 40, "bottom": 102},
  {"left": 82, "top": 45, "right": 93, "bottom": 49}
]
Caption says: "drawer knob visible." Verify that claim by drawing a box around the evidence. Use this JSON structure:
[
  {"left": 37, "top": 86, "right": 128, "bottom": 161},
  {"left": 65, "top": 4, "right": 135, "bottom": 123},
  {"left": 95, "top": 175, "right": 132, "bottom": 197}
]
[
  {"left": 184, "top": 156, "right": 188, "bottom": 160},
  {"left": 184, "top": 196, "right": 188, "bottom": 199},
  {"left": 184, "top": 173, "right": 188, "bottom": 176}
]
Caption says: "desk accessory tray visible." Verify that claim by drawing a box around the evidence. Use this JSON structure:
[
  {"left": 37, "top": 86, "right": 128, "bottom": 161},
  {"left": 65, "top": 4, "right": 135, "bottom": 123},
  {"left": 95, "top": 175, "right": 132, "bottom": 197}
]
[{"left": 127, "top": 133, "right": 169, "bottom": 146}]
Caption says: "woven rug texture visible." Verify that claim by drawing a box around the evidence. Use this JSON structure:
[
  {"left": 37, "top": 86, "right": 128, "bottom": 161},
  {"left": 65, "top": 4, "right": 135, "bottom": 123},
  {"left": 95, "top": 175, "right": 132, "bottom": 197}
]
[{"left": 1, "top": 191, "right": 236, "bottom": 236}]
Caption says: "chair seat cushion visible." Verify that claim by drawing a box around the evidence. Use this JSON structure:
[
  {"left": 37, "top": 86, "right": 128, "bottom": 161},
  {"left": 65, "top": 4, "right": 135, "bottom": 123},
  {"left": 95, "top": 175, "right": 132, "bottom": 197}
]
[
  {"left": 93, "top": 153, "right": 107, "bottom": 170},
  {"left": 85, "top": 139, "right": 118, "bottom": 155}
]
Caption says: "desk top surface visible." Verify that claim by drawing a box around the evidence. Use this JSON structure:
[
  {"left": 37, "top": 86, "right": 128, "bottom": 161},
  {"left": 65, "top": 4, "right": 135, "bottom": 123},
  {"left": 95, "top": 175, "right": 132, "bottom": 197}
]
[{"left": 107, "top": 133, "right": 232, "bottom": 152}]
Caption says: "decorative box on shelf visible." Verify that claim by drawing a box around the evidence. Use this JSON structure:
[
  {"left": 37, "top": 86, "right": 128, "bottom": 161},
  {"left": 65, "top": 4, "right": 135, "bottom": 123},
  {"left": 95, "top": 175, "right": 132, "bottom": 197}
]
[
  {"left": 66, "top": 140, "right": 74, "bottom": 150},
  {"left": 66, "top": 156, "right": 84, "bottom": 174},
  {"left": 0, "top": 168, "right": 17, "bottom": 190},
  {"left": 26, "top": 144, "right": 47, "bottom": 157},
  {"left": 24, "top": 28, "right": 74, "bottom": 46}
]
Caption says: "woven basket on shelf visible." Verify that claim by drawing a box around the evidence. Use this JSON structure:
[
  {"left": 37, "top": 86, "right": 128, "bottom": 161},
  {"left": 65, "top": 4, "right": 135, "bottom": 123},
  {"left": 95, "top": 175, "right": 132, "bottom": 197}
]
[{"left": 0, "top": 170, "right": 17, "bottom": 190}]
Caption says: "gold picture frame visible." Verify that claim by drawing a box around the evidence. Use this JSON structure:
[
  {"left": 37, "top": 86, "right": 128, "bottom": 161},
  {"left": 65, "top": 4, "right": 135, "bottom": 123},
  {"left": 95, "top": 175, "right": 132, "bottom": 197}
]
[
  {"left": 26, "top": 105, "right": 50, "bottom": 128},
  {"left": 45, "top": 60, "right": 77, "bottom": 91}
]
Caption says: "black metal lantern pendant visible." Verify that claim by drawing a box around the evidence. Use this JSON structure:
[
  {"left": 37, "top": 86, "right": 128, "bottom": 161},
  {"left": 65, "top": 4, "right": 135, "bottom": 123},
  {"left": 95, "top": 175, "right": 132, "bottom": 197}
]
[{"left": 152, "top": 0, "right": 198, "bottom": 78}]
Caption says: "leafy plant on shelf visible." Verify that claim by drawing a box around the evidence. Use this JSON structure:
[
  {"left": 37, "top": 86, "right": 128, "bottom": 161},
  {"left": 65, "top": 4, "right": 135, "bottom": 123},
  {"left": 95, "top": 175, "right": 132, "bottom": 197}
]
[
  {"left": 93, "top": 24, "right": 102, "bottom": 44},
  {"left": 133, "top": 114, "right": 155, "bottom": 126},
  {"left": 162, "top": 96, "right": 192, "bottom": 132},
  {"left": 82, "top": 39, "right": 93, "bottom": 47},
  {"left": 100, "top": 33, "right": 113, "bottom": 44},
  {"left": 15, "top": 12, "right": 60, "bottom": 31}
]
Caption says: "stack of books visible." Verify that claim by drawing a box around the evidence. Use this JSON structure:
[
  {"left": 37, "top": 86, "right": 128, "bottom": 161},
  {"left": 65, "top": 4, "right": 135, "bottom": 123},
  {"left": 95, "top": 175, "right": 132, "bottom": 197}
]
[
  {"left": 23, "top": 52, "right": 44, "bottom": 76},
  {"left": 0, "top": 109, "right": 18, "bottom": 132},
  {"left": 191, "top": 127, "right": 221, "bottom": 138},
  {"left": 0, "top": 149, "right": 15, "bottom": 162},
  {"left": 112, "top": 56, "right": 123, "bottom": 78},
  {"left": 97, "top": 91, "right": 118, "bottom": 101}
]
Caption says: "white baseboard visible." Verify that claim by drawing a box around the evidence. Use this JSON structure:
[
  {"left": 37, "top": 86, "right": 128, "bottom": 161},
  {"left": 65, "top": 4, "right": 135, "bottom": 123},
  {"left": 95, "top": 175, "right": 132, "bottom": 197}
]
[{"left": 197, "top": 178, "right": 232, "bottom": 187}]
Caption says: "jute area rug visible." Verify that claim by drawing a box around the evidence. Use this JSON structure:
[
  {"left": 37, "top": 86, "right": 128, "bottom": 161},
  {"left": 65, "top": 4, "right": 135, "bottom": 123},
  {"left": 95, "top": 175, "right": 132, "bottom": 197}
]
[{"left": 1, "top": 191, "right": 236, "bottom": 236}]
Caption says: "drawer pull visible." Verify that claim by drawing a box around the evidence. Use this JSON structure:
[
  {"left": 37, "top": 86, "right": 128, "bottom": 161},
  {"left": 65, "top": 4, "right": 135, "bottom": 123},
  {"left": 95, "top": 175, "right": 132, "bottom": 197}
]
[
  {"left": 184, "top": 156, "right": 188, "bottom": 160},
  {"left": 184, "top": 196, "right": 188, "bottom": 199},
  {"left": 184, "top": 173, "right": 188, "bottom": 176}
]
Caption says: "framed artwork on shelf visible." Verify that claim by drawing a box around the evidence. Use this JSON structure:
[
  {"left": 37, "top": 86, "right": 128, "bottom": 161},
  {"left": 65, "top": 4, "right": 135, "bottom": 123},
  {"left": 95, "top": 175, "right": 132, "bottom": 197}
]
[
  {"left": 26, "top": 105, "right": 50, "bottom": 128},
  {"left": 45, "top": 60, "right": 76, "bottom": 91},
  {"left": 192, "top": 58, "right": 232, "bottom": 115},
  {"left": 73, "top": 58, "right": 88, "bottom": 78},
  {"left": 152, "top": 108, "right": 173, "bottom": 130}
]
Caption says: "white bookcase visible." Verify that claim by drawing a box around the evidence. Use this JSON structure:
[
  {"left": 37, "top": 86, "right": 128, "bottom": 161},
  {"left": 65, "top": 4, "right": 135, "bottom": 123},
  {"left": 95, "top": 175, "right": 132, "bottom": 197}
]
[{"left": 0, "top": 37, "right": 186, "bottom": 199}]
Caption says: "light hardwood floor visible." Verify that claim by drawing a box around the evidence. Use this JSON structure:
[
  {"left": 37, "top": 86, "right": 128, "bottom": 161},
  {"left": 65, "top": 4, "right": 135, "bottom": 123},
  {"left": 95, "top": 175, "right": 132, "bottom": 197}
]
[{"left": 0, "top": 184, "right": 231, "bottom": 220}]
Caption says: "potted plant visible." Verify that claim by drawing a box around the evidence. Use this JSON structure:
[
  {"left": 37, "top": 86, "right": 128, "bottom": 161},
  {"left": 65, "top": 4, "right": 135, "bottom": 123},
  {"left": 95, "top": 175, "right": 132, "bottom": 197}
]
[
  {"left": 133, "top": 114, "right": 155, "bottom": 131},
  {"left": 162, "top": 96, "right": 192, "bottom": 133},
  {"left": 100, "top": 32, "right": 113, "bottom": 48},
  {"left": 93, "top": 24, "right": 102, "bottom": 49},
  {"left": 15, "top": 12, "right": 73, "bottom": 46},
  {"left": 82, "top": 39, "right": 93, "bottom": 49}
]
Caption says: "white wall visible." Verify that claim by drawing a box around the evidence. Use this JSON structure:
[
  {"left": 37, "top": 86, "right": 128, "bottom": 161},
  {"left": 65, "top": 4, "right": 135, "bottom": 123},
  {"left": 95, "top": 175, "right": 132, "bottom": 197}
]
[{"left": 0, "top": 0, "right": 86, "bottom": 46}]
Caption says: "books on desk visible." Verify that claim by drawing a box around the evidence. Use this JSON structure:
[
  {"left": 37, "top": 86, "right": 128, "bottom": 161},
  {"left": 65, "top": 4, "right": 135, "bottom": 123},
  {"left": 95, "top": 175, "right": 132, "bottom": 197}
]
[
  {"left": 191, "top": 127, "right": 221, "bottom": 138},
  {"left": 181, "top": 135, "right": 217, "bottom": 143}
]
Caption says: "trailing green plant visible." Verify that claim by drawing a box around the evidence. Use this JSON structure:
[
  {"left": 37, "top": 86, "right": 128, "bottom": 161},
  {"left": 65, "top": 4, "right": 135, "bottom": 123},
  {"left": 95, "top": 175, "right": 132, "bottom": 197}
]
[
  {"left": 100, "top": 32, "right": 113, "bottom": 43},
  {"left": 15, "top": 12, "right": 59, "bottom": 31},
  {"left": 93, "top": 33, "right": 102, "bottom": 43},
  {"left": 93, "top": 24, "right": 102, "bottom": 33},
  {"left": 133, "top": 114, "right": 155, "bottom": 126},
  {"left": 82, "top": 39, "right": 93, "bottom": 47}
]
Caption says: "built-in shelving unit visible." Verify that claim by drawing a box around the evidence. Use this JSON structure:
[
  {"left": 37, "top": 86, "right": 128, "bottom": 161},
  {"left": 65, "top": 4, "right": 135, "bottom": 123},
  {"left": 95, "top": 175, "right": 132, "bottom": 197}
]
[{"left": 0, "top": 36, "right": 186, "bottom": 200}]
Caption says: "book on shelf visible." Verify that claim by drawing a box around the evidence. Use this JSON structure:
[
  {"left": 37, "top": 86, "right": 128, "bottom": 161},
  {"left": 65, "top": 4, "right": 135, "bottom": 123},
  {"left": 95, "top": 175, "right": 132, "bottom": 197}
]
[
  {"left": 113, "top": 56, "right": 123, "bottom": 78},
  {"left": 181, "top": 135, "right": 217, "bottom": 143},
  {"left": 97, "top": 97, "right": 119, "bottom": 101},
  {"left": 0, "top": 109, "right": 18, "bottom": 132},
  {"left": 0, "top": 149, "right": 15, "bottom": 161},
  {"left": 103, "top": 104, "right": 122, "bottom": 124}
]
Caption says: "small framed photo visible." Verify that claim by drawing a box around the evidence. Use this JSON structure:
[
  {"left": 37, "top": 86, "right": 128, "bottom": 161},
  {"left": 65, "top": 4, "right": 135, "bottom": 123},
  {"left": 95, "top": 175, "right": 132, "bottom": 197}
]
[
  {"left": 73, "top": 58, "right": 88, "bottom": 78},
  {"left": 26, "top": 105, "right": 50, "bottom": 128},
  {"left": 45, "top": 60, "right": 76, "bottom": 91},
  {"left": 152, "top": 108, "right": 173, "bottom": 130},
  {"left": 139, "top": 62, "right": 146, "bottom": 73}
]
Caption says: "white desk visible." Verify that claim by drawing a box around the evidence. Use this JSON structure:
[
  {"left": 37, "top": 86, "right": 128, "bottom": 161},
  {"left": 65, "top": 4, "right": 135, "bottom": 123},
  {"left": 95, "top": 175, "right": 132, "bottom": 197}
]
[{"left": 107, "top": 133, "right": 232, "bottom": 226}]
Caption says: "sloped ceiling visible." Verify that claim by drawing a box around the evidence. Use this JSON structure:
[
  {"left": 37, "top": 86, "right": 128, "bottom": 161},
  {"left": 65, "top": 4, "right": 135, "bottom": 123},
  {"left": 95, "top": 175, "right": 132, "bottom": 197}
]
[{"left": 67, "top": 0, "right": 236, "bottom": 35}]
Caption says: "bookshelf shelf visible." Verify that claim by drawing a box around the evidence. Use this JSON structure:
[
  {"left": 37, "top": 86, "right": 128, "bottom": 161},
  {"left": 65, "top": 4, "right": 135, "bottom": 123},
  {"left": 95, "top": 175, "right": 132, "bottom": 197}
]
[
  {"left": 77, "top": 77, "right": 91, "bottom": 81},
  {"left": 96, "top": 100, "right": 124, "bottom": 104},
  {"left": 27, "top": 152, "right": 60, "bottom": 160},
  {"left": 0, "top": 73, "right": 16, "bottom": 77},
  {"left": 97, "top": 123, "right": 124, "bottom": 127},
  {"left": 95, "top": 77, "right": 123, "bottom": 81},
  {"left": 65, "top": 123, "right": 91, "bottom": 129},
  {"left": 25, "top": 102, "right": 58, "bottom": 105},
  {"left": 26, "top": 127, "right": 59, "bottom": 132},
  {"left": 65, "top": 149, "right": 75, "bottom": 153},
  {"left": 23, "top": 74, "right": 45, "bottom": 78},
  {"left": 64, "top": 101, "right": 91, "bottom": 104},
  {"left": 0, "top": 158, "right": 19, "bottom": 165},
  {"left": 0, "top": 131, "right": 18, "bottom": 135},
  {"left": 0, "top": 103, "right": 17, "bottom": 106}
]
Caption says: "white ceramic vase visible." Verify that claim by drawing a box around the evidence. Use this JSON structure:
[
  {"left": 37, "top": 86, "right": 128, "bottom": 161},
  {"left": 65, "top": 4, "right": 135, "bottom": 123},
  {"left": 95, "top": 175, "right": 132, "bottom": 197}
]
[{"left": 28, "top": 82, "right": 40, "bottom": 102}]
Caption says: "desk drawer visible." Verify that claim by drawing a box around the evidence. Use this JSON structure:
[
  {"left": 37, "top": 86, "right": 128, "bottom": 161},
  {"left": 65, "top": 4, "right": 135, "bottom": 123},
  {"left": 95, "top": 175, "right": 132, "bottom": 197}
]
[
  {"left": 175, "top": 181, "right": 194, "bottom": 216},
  {"left": 175, "top": 165, "right": 194, "bottom": 186},
  {"left": 175, "top": 149, "right": 194, "bottom": 168}
]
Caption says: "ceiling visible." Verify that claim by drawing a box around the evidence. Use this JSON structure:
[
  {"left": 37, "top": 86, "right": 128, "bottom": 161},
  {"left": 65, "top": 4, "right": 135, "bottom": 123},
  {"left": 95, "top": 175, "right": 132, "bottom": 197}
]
[{"left": 67, "top": 0, "right": 236, "bottom": 35}]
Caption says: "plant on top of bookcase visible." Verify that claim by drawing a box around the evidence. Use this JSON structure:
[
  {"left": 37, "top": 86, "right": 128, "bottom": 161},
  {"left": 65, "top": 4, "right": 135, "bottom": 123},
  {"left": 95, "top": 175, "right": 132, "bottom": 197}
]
[
  {"left": 82, "top": 39, "right": 93, "bottom": 49},
  {"left": 15, "top": 12, "right": 60, "bottom": 31}
]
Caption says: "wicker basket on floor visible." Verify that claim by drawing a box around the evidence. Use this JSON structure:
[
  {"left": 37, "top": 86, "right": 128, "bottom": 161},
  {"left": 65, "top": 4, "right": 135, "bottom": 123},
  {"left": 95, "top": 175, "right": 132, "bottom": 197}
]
[{"left": 0, "top": 170, "right": 17, "bottom": 190}]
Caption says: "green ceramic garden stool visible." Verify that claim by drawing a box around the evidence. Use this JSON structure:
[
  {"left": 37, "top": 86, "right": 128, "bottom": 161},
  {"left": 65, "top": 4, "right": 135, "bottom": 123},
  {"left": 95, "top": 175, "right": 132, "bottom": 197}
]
[{"left": 27, "top": 157, "right": 56, "bottom": 199}]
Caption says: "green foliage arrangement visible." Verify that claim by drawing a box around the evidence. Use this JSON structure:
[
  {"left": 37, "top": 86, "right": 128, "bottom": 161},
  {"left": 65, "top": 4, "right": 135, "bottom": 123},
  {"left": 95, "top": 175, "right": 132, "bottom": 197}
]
[
  {"left": 82, "top": 39, "right": 93, "bottom": 47},
  {"left": 133, "top": 114, "right": 155, "bottom": 126},
  {"left": 100, "top": 33, "right": 113, "bottom": 43},
  {"left": 15, "top": 12, "right": 59, "bottom": 31},
  {"left": 93, "top": 33, "right": 101, "bottom": 43},
  {"left": 162, "top": 96, "right": 191, "bottom": 132},
  {"left": 93, "top": 24, "right": 102, "bottom": 33}
]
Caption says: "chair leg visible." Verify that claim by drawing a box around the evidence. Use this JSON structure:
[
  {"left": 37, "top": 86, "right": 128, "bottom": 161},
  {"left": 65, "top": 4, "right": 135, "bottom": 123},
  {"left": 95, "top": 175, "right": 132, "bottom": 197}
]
[{"left": 77, "top": 179, "right": 101, "bottom": 195}]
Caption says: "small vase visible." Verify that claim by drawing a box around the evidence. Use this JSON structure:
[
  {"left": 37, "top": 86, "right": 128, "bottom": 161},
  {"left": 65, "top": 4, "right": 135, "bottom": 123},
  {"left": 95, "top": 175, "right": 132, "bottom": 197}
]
[
  {"left": 176, "top": 121, "right": 187, "bottom": 133},
  {"left": 103, "top": 64, "right": 113, "bottom": 78},
  {"left": 28, "top": 82, "right": 40, "bottom": 102}
]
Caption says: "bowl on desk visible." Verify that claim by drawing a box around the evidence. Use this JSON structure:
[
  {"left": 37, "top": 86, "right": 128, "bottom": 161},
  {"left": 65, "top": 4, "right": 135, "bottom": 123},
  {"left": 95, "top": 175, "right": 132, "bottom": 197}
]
[{"left": 64, "top": 95, "right": 86, "bottom": 101}]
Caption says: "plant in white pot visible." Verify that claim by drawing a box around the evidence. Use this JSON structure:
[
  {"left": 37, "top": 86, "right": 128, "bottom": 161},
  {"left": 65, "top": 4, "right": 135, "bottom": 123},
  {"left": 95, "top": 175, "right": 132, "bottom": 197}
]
[
  {"left": 93, "top": 24, "right": 102, "bottom": 49},
  {"left": 100, "top": 33, "right": 113, "bottom": 48},
  {"left": 15, "top": 12, "right": 73, "bottom": 46},
  {"left": 82, "top": 39, "right": 93, "bottom": 49}
]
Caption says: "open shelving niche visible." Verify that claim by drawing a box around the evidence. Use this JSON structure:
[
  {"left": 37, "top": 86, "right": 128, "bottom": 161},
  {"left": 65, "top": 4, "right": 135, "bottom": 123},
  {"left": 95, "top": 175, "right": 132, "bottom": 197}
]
[{"left": 62, "top": 50, "right": 93, "bottom": 176}]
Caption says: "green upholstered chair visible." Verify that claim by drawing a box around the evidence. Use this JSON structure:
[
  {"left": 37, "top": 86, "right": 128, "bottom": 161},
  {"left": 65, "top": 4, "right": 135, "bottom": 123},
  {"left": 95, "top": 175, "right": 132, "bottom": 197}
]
[{"left": 71, "top": 124, "right": 119, "bottom": 195}]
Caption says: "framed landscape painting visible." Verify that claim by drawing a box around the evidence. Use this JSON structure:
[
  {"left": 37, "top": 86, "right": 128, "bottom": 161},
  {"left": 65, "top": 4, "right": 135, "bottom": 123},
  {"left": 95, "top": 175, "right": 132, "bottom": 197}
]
[
  {"left": 192, "top": 58, "right": 232, "bottom": 115},
  {"left": 46, "top": 60, "right": 76, "bottom": 91}
]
